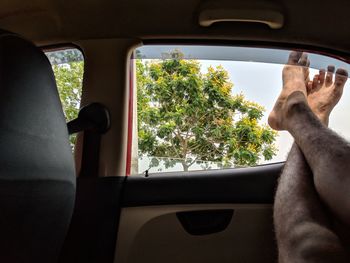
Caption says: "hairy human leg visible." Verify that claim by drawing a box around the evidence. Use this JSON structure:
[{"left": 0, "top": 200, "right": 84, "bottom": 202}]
[
  {"left": 274, "top": 144, "right": 347, "bottom": 263},
  {"left": 269, "top": 52, "right": 350, "bottom": 225},
  {"left": 274, "top": 53, "right": 349, "bottom": 262}
]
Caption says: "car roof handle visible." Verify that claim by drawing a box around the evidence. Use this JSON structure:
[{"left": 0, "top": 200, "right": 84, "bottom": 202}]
[{"left": 198, "top": 1, "right": 284, "bottom": 29}]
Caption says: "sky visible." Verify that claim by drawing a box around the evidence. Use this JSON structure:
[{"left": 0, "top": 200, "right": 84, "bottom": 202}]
[{"left": 136, "top": 57, "right": 350, "bottom": 173}]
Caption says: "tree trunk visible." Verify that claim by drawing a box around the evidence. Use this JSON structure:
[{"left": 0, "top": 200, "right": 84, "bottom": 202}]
[{"left": 181, "top": 161, "right": 189, "bottom": 172}]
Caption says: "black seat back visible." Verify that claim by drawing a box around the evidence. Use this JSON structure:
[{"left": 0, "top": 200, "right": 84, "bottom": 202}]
[{"left": 0, "top": 31, "right": 76, "bottom": 263}]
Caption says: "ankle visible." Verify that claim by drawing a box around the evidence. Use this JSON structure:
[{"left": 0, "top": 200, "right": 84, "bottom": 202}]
[
  {"left": 284, "top": 92, "right": 309, "bottom": 129},
  {"left": 285, "top": 91, "right": 308, "bottom": 118},
  {"left": 318, "top": 115, "right": 330, "bottom": 127}
]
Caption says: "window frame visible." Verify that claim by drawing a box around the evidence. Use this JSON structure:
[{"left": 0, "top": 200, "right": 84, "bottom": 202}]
[{"left": 127, "top": 40, "right": 350, "bottom": 176}]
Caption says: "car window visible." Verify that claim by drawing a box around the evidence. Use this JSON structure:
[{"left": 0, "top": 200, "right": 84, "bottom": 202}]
[
  {"left": 45, "top": 48, "right": 84, "bottom": 149},
  {"left": 129, "top": 45, "right": 350, "bottom": 174}
]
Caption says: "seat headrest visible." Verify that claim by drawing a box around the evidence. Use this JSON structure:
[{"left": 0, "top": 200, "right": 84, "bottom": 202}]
[
  {"left": 0, "top": 31, "right": 76, "bottom": 262},
  {"left": 0, "top": 31, "right": 75, "bottom": 182}
]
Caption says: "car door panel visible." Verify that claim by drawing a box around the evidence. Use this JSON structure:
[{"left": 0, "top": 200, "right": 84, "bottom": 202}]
[{"left": 115, "top": 163, "right": 282, "bottom": 263}]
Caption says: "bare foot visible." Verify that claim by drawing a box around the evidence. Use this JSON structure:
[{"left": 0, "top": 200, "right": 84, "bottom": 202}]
[
  {"left": 307, "top": 66, "right": 348, "bottom": 126},
  {"left": 268, "top": 52, "right": 310, "bottom": 130}
]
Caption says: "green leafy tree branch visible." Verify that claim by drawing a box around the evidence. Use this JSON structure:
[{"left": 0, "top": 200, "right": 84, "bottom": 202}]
[
  {"left": 137, "top": 51, "right": 277, "bottom": 171},
  {"left": 52, "top": 61, "right": 84, "bottom": 148}
]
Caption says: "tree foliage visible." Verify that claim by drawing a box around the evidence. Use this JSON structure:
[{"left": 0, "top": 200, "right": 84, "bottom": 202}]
[
  {"left": 47, "top": 49, "right": 84, "bottom": 65},
  {"left": 137, "top": 52, "right": 277, "bottom": 171},
  {"left": 52, "top": 61, "right": 84, "bottom": 147}
]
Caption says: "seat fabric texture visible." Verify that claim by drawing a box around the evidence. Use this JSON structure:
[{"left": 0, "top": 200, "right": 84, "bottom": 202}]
[{"left": 0, "top": 30, "right": 76, "bottom": 263}]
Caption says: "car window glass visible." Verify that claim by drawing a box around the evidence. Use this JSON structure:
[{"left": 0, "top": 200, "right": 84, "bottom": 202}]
[
  {"left": 130, "top": 45, "right": 350, "bottom": 174},
  {"left": 45, "top": 48, "right": 84, "bottom": 149}
]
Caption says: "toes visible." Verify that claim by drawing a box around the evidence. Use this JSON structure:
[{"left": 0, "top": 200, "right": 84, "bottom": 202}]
[
  {"left": 318, "top": 69, "right": 326, "bottom": 85},
  {"left": 305, "top": 68, "right": 310, "bottom": 82},
  {"left": 299, "top": 53, "right": 310, "bottom": 81},
  {"left": 288, "top": 51, "right": 303, "bottom": 65},
  {"left": 334, "top": 68, "right": 348, "bottom": 89},
  {"left": 299, "top": 53, "right": 308, "bottom": 66},
  {"left": 306, "top": 59, "right": 310, "bottom": 68},
  {"left": 307, "top": 81, "right": 313, "bottom": 93},
  {"left": 312, "top": 74, "right": 319, "bottom": 90},
  {"left": 326, "top": 65, "right": 335, "bottom": 85}
]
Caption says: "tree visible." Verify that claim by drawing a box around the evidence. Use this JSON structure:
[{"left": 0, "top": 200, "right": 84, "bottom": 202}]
[
  {"left": 137, "top": 51, "right": 277, "bottom": 172},
  {"left": 52, "top": 61, "right": 84, "bottom": 148}
]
